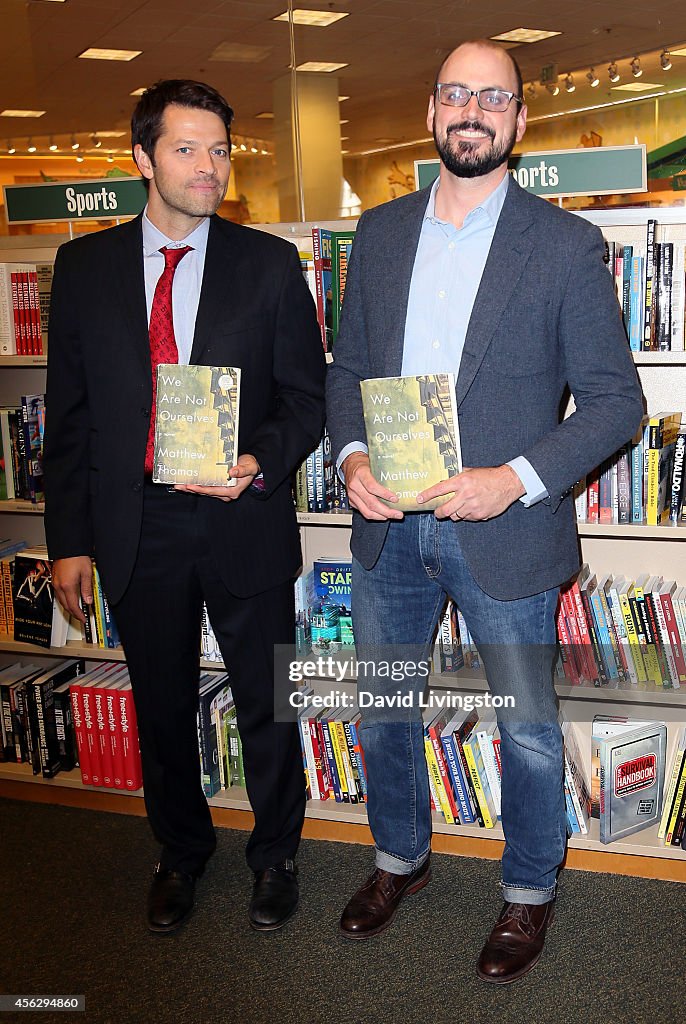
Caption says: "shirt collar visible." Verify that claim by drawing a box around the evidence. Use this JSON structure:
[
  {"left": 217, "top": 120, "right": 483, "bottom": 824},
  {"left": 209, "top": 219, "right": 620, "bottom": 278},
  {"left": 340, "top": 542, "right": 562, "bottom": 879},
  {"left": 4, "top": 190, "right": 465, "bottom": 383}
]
[
  {"left": 424, "top": 171, "right": 509, "bottom": 229},
  {"left": 142, "top": 206, "right": 211, "bottom": 257}
]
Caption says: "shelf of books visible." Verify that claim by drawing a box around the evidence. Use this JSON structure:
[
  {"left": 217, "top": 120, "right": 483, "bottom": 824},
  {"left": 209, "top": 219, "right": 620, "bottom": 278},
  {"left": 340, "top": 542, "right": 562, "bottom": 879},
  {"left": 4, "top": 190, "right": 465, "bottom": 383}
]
[{"left": 2, "top": 211, "right": 686, "bottom": 881}]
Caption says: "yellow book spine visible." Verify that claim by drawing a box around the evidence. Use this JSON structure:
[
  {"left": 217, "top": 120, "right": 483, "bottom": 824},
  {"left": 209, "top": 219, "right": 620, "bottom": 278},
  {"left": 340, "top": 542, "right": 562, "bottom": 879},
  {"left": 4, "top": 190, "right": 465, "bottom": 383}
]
[
  {"left": 334, "top": 720, "right": 357, "bottom": 802},
  {"left": 328, "top": 719, "right": 348, "bottom": 800},
  {"left": 634, "top": 584, "right": 662, "bottom": 685},
  {"left": 424, "top": 737, "right": 454, "bottom": 824},
  {"left": 665, "top": 762, "right": 686, "bottom": 845},
  {"left": 463, "top": 739, "right": 494, "bottom": 828},
  {"left": 658, "top": 740, "right": 686, "bottom": 839},
  {"left": 619, "top": 591, "right": 647, "bottom": 683},
  {"left": 91, "top": 564, "right": 105, "bottom": 648}
]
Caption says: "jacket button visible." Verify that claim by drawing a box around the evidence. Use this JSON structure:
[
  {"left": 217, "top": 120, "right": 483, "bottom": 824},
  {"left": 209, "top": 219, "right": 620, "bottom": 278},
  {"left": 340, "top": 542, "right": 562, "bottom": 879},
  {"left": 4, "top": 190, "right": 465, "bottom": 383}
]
[
  {"left": 132, "top": 482, "right": 142, "bottom": 493},
  {"left": 141, "top": 407, "right": 150, "bottom": 417}
]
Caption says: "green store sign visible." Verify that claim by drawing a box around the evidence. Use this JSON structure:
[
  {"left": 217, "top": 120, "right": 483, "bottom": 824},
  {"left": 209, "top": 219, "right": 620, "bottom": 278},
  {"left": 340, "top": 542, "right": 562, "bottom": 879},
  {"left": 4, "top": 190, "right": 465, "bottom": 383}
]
[
  {"left": 3, "top": 177, "right": 148, "bottom": 224},
  {"left": 415, "top": 145, "right": 647, "bottom": 198}
]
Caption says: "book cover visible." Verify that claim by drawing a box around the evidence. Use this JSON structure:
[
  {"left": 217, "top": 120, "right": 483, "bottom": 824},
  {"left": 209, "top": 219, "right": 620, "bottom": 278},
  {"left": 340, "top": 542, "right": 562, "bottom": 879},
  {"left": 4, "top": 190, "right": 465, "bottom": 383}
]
[
  {"left": 598, "top": 721, "right": 667, "bottom": 843},
  {"left": 360, "top": 373, "right": 461, "bottom": 511},
  {"left": 152, "top": 364, "right": 241, "bottom": 486},
  {"left": 12, "top": 550, "right": 70, "bottom": 648}
]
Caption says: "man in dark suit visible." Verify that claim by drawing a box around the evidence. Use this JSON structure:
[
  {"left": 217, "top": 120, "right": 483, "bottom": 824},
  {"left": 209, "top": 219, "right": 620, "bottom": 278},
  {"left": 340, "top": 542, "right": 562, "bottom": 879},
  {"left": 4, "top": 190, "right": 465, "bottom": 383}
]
[
  {"left": 326, "top": 41, "right": 643, "bottom": 981},
  {"left": 44, "top": 80, "right": 325, "bottom": 934}
]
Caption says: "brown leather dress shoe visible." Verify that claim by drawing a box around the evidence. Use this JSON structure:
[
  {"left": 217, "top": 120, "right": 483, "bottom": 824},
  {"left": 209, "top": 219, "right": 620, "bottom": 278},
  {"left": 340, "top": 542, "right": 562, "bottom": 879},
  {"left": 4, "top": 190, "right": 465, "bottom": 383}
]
[
  {"left": 476, "top": 900, "right": 555, "bottom": 984},
  {"left": 339, "top": 856, "right": 431, "bottom": 940}
]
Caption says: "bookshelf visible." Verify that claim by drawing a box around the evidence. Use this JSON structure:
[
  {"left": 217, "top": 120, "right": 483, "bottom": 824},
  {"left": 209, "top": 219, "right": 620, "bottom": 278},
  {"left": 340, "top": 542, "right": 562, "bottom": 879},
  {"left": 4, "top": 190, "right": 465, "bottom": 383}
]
[{"left": 1, "top": 212, "right": 686, "bottom": 882}]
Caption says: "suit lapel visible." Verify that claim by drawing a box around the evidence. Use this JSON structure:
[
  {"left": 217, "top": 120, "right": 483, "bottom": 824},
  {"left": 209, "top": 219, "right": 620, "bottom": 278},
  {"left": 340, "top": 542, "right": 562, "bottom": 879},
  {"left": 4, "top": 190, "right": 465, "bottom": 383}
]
[
  {"left": 382, "top": 188, "right": 430, "bottom": 375},
  {"left": 189, "top": 216, "right": 237, "bottom": 364},
  {"left": 456, "top": 178, "right": 535, "bottom": 405},
  {"left": 113, "top": 215, "right": 150, "bottom": 377}
]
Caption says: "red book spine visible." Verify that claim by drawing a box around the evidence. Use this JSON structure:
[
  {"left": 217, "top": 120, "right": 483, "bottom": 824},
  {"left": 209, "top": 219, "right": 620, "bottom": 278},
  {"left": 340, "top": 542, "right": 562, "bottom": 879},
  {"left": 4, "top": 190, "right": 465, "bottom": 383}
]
[
  {"left": 28, "top": 272, "right": 41, "bottom": 355},
  {"left": 118, "top": 685, "right": 143, "bottom": 790},
  {"left": 69, "top": 684, "right": 91, "bottom": 786},
  {"left": 560, "top": 585, "right": 588, "bottom": 682},
  {"left": 93, "top": 683, "right": 114, "bottom": 787},
  {"left": 10, "top": 273, "right": 23, "bottom": 354},
  {"left": 586, "top": 471, "right": 600, "bottom": 524},
  {"left": 556, "top": 600, "right": 580, "bottom": 684},
  {"left": 105, "top": 686, "right": 126, "bottom": 789},
  {"left": 310, "top": 718, "right": 330, "bottom": 799},
  {"left": 569, "top": 580, "right": 598, "bottom": 682},
  {"left": 80, "top": 686, "right": 102, "bottom": 786},
  {"left": 492, "top": 738, "right": 502, "bottom": 776},
  {"left": 21, "top": 273, "right": 34, "bottom": 355}
]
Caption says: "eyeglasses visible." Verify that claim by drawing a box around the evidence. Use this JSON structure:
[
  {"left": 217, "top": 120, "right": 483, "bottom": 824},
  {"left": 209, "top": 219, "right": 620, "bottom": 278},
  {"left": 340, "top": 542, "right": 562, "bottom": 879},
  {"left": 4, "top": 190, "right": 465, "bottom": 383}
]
[{"left": 435, "top": 83, "right": 523, "bottom": 112}]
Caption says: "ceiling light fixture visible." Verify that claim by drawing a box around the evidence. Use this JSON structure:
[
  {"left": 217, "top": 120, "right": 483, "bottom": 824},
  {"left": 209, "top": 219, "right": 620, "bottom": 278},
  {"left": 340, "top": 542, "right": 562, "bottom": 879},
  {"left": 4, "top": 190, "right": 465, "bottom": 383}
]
[
  {"left": 587, "top": 68, "right": 600, "bottom": 87},
  {"left": 71, "top": 135, "right": 79, "bottom": 150},
  {"left": 608, "top": 61, "right": 620, "bottom": 83},
  {"left": 75, "top": 154, "right": 84, "bottom": 162},
  {"left": 631, "top": 56, "right": 642, "bottom": 78},
  {"left": 564, "top": 73, "right": 575, "bottom": 93},
  {"left": 526, "top": 82, "right": 537, "bottom": 99},
  {"left": 92, "top": 133, "right": 102, "bottom": 148},
  {"left": 273, "top": 9, "right": 349, "bottom": 27},
  {"left": 490, "top": 28, "right": 562, "bottom": 44},
  {"left": 6, "top": 140, "right": 15, "bottom": 154},
  {"left": 49, "top": 136, "right": 58, "bottom": 151},
  {"left": 0, "top": 109, "right": 45, "bottom": 118},
  {"left": 107, "top": 153, "right": 114, "bottom": 162},
  {"left": 295, "top": 61, "right": 348, "bottom": 72},
  {"left": 546, "top": 82, "right": 559, "bottom": 96},
  {"left": 660, "top": 50, "right": 672, "bottom": 71},
  {"left": 78, "top": 48, "right": 141, "bottom": 61},
  {"left": 27, "top": 138, "right": 37, "bottom": 153}
]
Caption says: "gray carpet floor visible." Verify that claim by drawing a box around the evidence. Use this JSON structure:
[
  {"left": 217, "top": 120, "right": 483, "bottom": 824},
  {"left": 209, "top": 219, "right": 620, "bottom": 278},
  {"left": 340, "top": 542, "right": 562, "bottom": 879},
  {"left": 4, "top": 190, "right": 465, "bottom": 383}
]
[{"left": 2, "top": 796, "right": 685, "bottom": 1024}]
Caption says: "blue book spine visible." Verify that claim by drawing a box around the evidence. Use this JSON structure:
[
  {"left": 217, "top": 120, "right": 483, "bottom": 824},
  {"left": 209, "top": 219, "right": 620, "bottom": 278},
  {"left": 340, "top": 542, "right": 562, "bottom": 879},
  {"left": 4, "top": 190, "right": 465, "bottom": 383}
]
[
  {"left": 442, "top": 732, "right": 476, "bottom": 822},
  {"left": 629, "top": 256, "right": 644, "bottom": 351}
]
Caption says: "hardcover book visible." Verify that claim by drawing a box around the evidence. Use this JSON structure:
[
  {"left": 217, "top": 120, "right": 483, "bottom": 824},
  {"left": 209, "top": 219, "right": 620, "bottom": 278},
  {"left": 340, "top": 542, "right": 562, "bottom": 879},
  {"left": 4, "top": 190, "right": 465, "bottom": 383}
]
[
  {"left": 152, "top": 364, "right": 241, "bottom": 486},
  {"left": 360, "top": 373, "right": 461, "bottom": 511},
  {"left": 598, "top": 720, "right": 667, "bottom": 843}
]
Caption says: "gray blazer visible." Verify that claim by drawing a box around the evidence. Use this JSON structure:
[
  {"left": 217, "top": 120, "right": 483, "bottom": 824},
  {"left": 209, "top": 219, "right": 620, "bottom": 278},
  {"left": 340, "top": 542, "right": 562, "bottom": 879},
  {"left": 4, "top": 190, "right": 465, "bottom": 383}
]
[{"left": 325, "top": 178, "right": 644, "bottom": 600}]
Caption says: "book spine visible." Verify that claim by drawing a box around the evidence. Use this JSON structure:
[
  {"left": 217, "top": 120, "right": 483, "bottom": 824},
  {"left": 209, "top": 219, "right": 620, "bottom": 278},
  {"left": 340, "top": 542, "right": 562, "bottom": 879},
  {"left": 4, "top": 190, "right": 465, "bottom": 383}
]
[
  {"left": 118, "top": 687, "right": 143, "bottom": 790},
  {"left": 105, "top": 687, "right": 126, "bottom": 789},
  {"left": 70, "top": 685, "right": 90, "bottom": 785}
]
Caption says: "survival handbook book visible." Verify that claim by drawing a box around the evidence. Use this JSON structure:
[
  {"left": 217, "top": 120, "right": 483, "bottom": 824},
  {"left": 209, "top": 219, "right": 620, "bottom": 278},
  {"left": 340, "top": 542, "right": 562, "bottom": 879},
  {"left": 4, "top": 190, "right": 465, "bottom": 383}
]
[
  {"left": 597, "top": 719, "right": 667, "bottom": 844},
  {"left": 152, "top": 364, "right": 241, "bottom": 486},
  {"left": 360, "top": 373, "right": 461, "bottom": 512}
]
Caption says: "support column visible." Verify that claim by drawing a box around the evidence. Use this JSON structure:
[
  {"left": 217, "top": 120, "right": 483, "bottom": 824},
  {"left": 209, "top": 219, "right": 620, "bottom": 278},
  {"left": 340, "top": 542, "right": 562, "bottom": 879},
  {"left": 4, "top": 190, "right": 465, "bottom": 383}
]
[{"left": 273, "top": 71, "right": 343, "bottom": 222}]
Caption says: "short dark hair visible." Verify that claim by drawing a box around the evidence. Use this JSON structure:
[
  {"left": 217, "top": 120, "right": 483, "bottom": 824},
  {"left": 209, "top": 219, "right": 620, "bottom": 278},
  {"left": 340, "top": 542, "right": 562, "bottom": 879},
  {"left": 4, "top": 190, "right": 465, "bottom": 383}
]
[
  {"left": 131, "top": 79, "right": 234, "bottom": 166},
  {"left": 434, "top": 40, "right": 524, "bottom": 102}
]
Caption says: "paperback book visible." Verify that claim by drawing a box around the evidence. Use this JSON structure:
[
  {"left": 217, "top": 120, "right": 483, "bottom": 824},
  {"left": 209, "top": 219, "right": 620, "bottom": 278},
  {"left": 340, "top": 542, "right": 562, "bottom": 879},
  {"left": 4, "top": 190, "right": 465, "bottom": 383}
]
[{"left": 152, "top": 364, "right": 241, "bottom": 486}]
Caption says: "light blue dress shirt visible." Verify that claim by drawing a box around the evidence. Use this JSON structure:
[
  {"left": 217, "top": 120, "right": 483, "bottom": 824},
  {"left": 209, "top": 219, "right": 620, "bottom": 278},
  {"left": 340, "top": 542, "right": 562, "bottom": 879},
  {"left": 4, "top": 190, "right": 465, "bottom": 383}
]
[
  {"left": 142, "top": 208, "right": 209, "bottom": 366},
  {"left": 338, "top": 174, "right": 548, "bottom": 507}
]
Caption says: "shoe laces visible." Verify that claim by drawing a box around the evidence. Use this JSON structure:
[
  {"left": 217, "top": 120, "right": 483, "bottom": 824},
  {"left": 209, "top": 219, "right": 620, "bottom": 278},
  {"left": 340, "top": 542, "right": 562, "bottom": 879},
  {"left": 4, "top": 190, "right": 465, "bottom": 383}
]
[{"left": 502, "top": 902, "right": 536, "bottom": 936}]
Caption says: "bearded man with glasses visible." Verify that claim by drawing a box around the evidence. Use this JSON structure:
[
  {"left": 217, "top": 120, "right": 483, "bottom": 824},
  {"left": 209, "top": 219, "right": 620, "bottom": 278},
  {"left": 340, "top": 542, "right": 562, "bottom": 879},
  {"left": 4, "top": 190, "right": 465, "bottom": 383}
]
[{"left": 326, "top": 40, "right": 642, "bottom": 983}]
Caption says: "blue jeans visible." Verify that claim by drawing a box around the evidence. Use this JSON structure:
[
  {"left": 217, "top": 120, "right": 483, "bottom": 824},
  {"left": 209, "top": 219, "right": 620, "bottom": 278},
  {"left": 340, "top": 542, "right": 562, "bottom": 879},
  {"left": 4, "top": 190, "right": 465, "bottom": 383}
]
[{"left": 352, "top": 514, "right": 565, "bottom": 905}]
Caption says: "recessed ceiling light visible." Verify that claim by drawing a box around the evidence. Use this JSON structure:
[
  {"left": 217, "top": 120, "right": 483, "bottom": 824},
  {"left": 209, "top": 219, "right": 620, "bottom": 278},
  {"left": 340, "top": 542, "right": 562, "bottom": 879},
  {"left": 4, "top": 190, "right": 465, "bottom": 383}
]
[
  {"left": 273, "top": 9, "right": 349, "bottom": 27},
  {"left": 78, "top": 48, "right": 141, "bottom": 61},
  {"left": 255, "top": 111, "right": 274, "bottom": 119},
  {"left": 1, "top": 109, "right": 46, "bottom": 118},
  {"left": 490, "top": 28, "right": 561, "bottom": 44},
  {"left": 94, "top": 131, "right": 126, "bottom": 138},
  {"left": 209, "top": 42, "right": 271, "bottom": 62},
  {"left": 296, "top": 61, "right": 348, "bottom": 72},
  {"left": 339, "top": 119, "right": 349, "bottom": 124},
  {"left": 612, "top": 81, "right": 661, "bottom": 92},
  {"left": 130, "top": 87, "right": 147, "bottom": 97}
]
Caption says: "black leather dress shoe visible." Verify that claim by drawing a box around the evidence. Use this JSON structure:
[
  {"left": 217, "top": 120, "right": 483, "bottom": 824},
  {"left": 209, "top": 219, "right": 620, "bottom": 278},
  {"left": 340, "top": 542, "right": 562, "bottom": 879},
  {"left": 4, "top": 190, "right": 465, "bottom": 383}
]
[
  {"left": 476, "top": 899, "right": 555, "bottom": 984},
  {"left": 339, "top": 855, "right": 432, "bottom": 940},
  {"left": 147, "top": 863, "right": 199, "bottom": 934},
  {"left": 248, "top": 860, "right": 299, "bottom": 932}
]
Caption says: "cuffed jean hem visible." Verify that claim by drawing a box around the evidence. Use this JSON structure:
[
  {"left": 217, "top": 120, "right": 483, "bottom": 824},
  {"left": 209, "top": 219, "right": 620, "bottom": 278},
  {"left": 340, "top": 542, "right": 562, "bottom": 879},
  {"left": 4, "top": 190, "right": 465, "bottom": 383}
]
[
  {"left": 501, "top": 882, "right": 556, "bottom": 906},
  {"left": 375, "top": 845, "right": 431, "bottom": 875}
]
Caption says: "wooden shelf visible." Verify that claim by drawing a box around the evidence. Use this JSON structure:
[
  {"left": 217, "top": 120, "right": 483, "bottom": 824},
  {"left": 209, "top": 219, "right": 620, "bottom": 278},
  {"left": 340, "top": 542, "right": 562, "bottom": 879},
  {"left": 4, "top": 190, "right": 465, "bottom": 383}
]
[
  {"left": 0, "top": 499, "right": 45, "bottom": 514},
  {"left": 0, "top": 637, "right": 225, "bottom": 671},
  {"left": 2, "top": 763, "right": 683, "bottom": 878},
  {"left": 0, "top": 355, "right": 47, "bottom": 367},
  {"left": 297, "top": 510, "right": 352, "bottom": 526},
  {"left": 632, "top": 352, "right": 686, "bottom": 365},
  {"left": 577, "top": 521, "right": 686, "bottom": 539}
]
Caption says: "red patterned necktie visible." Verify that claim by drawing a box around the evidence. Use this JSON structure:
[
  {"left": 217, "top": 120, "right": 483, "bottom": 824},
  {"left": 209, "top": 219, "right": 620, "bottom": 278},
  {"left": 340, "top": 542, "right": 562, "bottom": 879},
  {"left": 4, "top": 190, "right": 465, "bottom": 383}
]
[{"left": 144, "top": 245, "right": 193, "bottom": 475}]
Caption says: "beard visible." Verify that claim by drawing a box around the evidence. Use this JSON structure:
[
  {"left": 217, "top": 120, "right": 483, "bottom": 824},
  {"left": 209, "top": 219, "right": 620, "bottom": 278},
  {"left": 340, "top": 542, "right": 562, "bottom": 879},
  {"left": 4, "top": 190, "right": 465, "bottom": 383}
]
[
  {"left": 434, "top": 117, "right": 517, "bottom": 179},
  {"left": 151, "top": 170, "right": 227, "bottom": 218}
]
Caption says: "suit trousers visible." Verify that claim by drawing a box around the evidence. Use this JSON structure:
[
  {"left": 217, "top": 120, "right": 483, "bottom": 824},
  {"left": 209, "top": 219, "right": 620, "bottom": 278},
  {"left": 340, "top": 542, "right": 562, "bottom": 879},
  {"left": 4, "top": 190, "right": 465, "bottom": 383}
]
[{"left": 111, "top": 482, "right": 306, "bottom": 875}]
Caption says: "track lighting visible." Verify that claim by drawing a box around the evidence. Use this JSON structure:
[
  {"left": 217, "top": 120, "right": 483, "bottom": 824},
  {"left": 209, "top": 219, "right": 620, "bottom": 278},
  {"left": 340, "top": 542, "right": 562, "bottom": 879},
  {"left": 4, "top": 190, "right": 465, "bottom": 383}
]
[
  {"left": 660, "top": 51, "right": 672, "bottom": 71},
  {"left": 27, "top": 138, "right": 36, "bottom": 153},
  {"left": 71, "top": 135, "right": 80, "bottom": 150},
  {"left": 586, "top": 68, "right": 600, "bottom": 88},
  {"left": 526, "top": 82, "right": 537, "bottom": 99},
  {"left": 564, "top": 73, "right": 575, "bottom": 93},
  {"left": 631, "top": 56, "right": 642, "bottom": 78},
  {"left": 49, "top": 136, "right": 58, "bottom": 151},
  {"left": 546, "top": 82, "right": 560, "bottom": 96},
  {"left": 608, "top": 62, "right": 620, "bottom": 83}
]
